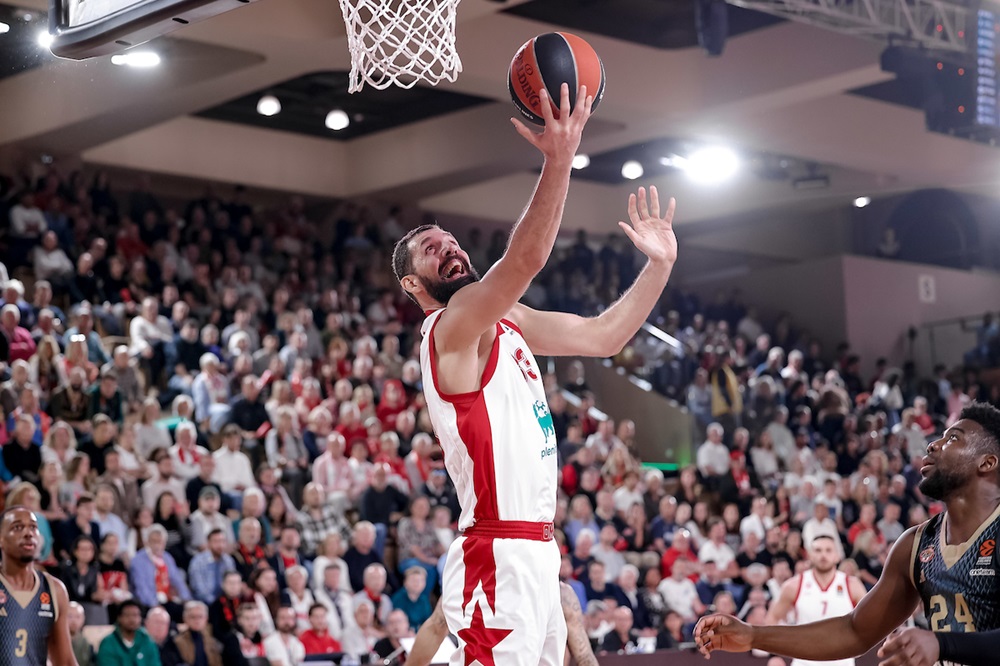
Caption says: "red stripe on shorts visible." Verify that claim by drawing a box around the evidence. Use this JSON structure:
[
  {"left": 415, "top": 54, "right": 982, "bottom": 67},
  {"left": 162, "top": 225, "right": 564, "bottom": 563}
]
[{"left": 462, "top": 536, "right": 499, "bottom": 613}]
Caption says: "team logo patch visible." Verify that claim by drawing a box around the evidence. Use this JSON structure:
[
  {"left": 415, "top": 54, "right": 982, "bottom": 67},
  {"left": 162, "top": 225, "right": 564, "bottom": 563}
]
[
  {"left": 513, "top": 348, "right": 538, "bottom": 381},
  {"left": 39, "top": 592, "right": 50, "bottom": 605},
  {"left": 920, "top": 547, "right": 935, "bottom": 563},
  {"left": 836, "top": 585, "right": 844, "bottom": 595},
  {"left": 980, "top": 540, "right": 995, "bottom": 558}
]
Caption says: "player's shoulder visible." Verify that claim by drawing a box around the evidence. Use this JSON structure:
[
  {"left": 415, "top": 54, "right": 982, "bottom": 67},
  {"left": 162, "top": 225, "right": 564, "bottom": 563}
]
[{"left": 42, "top": 570, "right": 68, "bottom": 596}]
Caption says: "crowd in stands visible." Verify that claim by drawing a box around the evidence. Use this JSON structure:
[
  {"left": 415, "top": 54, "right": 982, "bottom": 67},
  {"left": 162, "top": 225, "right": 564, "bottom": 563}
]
[{"left": 0, "top": 164, "right": 996, "bottom": 665}]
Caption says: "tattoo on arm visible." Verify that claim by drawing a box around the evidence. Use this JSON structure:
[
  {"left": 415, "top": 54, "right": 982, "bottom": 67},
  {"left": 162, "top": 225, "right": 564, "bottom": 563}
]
[{"left": 561, "top": 585, "right": 598, "bottom": 666}]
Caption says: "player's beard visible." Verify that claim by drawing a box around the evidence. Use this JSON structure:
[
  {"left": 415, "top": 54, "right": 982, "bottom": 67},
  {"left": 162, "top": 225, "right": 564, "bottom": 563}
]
[
  {"left": 420, "top": 264, "right": 481, "bottom": 305},
  {"left": 918, "top": 464, "right": 967, "bottom": 500}
]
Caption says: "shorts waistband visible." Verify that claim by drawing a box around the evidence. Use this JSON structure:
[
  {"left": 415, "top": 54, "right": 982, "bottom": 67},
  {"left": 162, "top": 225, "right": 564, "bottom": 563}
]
[{"left": 461, "top": 520, "right": 554, "bottom": 541}]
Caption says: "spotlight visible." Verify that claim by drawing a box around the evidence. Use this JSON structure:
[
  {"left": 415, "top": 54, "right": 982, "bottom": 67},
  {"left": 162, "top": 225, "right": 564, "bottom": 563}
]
[
  {"left": 621, "top": 160, "right": 644, "bottom": 180},
  {"left": 685, "top": 146, "right": 739, "bottom": 184},
  {"left": 256, "top": 95, "right": 281, "bottom": 117},
  {"left": 37, "top": 30, "right": 54, "bottom": 48},
  {"left": 0, "top": 22, "right": 9, "bottom": 34},
  {"left": 572, "top": 154, "right": 590, "bottom": 170},
  {"left": 853, "top": 196, "right": 871, "bottom": 208},
  {"left": 325, "top": 109, "right": 350, "bottom": 131},
  {"left": 110, "top": 51, "right": 160, "bottom": 67}
]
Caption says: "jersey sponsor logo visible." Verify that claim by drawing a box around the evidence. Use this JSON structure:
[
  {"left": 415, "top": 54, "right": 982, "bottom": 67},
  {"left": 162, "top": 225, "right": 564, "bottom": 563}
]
[
  {"left": 540, "top": 446, "right": 556, "bottom": 460},
  {"left": 980, "top": 539, "right": 995, "bottom": 558},
  {"left": 514, "top": 348, "right": 538, "bottom": 381},
  {"left": 920, "top": 546, "right": 935, "bottom": 563},
  {"left": 970, "top": 567, "right": 996, "bottom": 577},
  {"left": 533, "top": 400, "right": 555, "bottom": 444}
]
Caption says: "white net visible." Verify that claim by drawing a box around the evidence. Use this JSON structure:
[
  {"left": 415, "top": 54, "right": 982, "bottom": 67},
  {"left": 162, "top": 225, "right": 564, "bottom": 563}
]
[{"left": 338, "top": 0, "right": 463, "bottom": 93}]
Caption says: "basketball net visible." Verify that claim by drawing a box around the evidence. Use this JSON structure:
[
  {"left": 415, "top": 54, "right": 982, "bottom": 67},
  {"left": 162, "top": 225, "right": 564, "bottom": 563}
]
[{"left": 338, "top": 0, "right": 463, "bottom": 93}]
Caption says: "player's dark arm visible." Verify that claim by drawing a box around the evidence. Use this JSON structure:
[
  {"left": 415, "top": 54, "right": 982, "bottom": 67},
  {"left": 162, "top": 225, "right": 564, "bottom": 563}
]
[
  {"left": 408, "top": 600, "right": 450, "bottom": 666},
  {"left": 936, "top": 630, "right": 1000, "bottom": 666},
  {"left": 435, "top": 85, "right": 593, "bottom": 352},
  {"left": 697, "top": 528, "right": 921, "bottom": 660},
  {"left": 561, "top": 582, "right": 598, "bottom": 666},
  {"left": 509, "top": 187, "right": 676, "bottom": 358},
  {"left": 48, "top": 576, "right": 80, "bottom": 666}
]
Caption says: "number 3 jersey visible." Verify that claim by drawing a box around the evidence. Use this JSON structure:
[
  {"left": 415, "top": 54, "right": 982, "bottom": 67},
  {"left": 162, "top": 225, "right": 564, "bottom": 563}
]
[
  {"left": 911, "top": 505, "right": 1000, "bottom": 648},
  {"left": 0, "top": 570, "right": 58, "bottom": 666}
]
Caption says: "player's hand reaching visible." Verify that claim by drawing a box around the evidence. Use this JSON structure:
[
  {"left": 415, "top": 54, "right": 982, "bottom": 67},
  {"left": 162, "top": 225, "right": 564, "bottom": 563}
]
[
  {"left": 511, "top": 83, "right": 593, "bottom": 166},
  {"left": 694, "top": 614, "right": 755, "bottom": 658},
  {"left": 618, "top": 186, "right": 677, "bottom": 266},
  {"left": 876, "top": 627, "right": 939, "bottom": 666}
]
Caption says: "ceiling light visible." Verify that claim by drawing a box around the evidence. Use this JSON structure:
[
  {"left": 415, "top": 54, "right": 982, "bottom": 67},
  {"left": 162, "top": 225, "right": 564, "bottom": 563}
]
[
  {"left": 110, "top": 51, "right": 160, "bottom": 67},
  {"left": 621, "top": 160, "right": 644, "bottom": 180},
  {"left": 685, "top": 146, "right": 739, "bottom": 184},
  {"left": 853, "top": 196, "right": 871, "bottom": 208},
  {"left": 37, "top": 30, "right": 53, "bottom": 48},
  {"left": 21, "top": 12, "right": 32, "bottom": 22},
  {"left": 572, "top": 154, "right": 590, "bottom": 170},
  {"left": 256, "top": 95, "right": 281, "bottom": 117},
  {"left": 0, "top": 22, "right": 9, "bottom": 34},
  {"left": 325, "top": 109, "right": 350, "bottom": 131}
]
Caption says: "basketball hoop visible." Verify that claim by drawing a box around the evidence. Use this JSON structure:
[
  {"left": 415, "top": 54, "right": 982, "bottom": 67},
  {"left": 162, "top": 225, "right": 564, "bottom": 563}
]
[{"left": 338, "top": 0, "right": 463, "bottom": 93}]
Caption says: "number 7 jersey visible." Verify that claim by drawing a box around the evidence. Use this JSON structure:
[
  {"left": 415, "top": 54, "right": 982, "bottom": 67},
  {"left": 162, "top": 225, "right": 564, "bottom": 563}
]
[{"left": 911, "top": 504, "right": 1000, "bottom": 641}]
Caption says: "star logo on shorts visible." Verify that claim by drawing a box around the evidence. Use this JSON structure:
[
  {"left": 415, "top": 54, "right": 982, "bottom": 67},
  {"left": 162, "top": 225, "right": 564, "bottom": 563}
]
[{"left": 458, "top": 602, "right": 512, "bottom": 666}]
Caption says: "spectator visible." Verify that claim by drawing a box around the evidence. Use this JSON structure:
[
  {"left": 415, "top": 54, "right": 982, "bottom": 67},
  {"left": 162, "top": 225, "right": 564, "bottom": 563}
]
[
  {"left": 390, "top": 566, "right": 432, "bottom": 630},
  {"left": 657, "top": 559, "right": 703, "bottom": 624},
  {"left": 248, "top": 567, "right": 280, "bottom": 637},
  {"left": 162, "top": 601, "right": 223, "bottom": 666},
  {"left": 210, "top": 571, "right": 247, "bottom": 637},
  {"left": 2, "top": 304, "right": 37, "bottom": 363},
  {"left": 129, "top": 297, "right": 173, "bottom": 385},
  {"left": 97, "top": 600, "right": 161, "bottom": 666},
  {"left": 697, "top": 518, "right": 738, "bottom": 581},
  {"left": 600, "top": 606, "right": 637, "bottom": 654},
  {"left": 373, "top": 610, "right": 413, "bottom": 661},
  {"left": 67, "top": 602, "right": 94, "bottom": 666},
  {"left": 299, "top": 603, "right": 342, "bottom": 656},
  {"left": 352, "top": 563, "right": 392, "bottom": 628},
  {"left": 213, "top": 423, "right": 258, "bottom": 507},
  {"left": 233, "top": 517, "right": 267, "bottom": 579},
  {"left": 312, "top": 432, "right": 354, "bottom": 511},
  {"left": 192, "top": 353, "right": 231, "bottom": 434},
  {"left": 143, "top": 449, "right": 187, "bottom": 508},
  {"left": 189, "top": 528, "right": 238, "bottom": 604},
  {"left": 169, "top": 421, "right": 210, "bottom": 482},
  {"left": 696, "top": 423, "right": 730, "bottom": 487},
  {"left": 265, "top": 406, "right": 309, "bottom": 504},
  {"left": 281, "top": 565, "right": 316, "bottom": 632},
  {"left": 92, "top": 485, "right": 128, "bottom": 552},
  {"left": 314, "top": 563, "right": 355, "bottom": 643},
  {"left": 131, "top": 524, "right": 192, "bottom": 617},
  {"left": 221, "top": 603, "right": 268, "bottom": 666},
  {"left": 263, "top": 606, "right": 305, "bottom": 666},
  {"left": 297, "top": 481, "right": 349, "bottom": 560},
  {"left": 3, "top": 413, "right": 42, "bottom": 483}
]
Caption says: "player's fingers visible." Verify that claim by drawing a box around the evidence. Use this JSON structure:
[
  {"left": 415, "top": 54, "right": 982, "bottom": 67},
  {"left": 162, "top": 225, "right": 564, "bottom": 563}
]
[
  {"left": 663, "top": 196, "right": 677, "bottom": 226},
  {"left": 618, "top": 221, "right": 639, "bottom": 245},
  {"left": 510, "top": 118, "right": 540, "bottom": 146},
  {"left": 649, "top": 185, "right": 661, "bottom": 219},
  {"left": 558, "top": 82, "right": 571, "bottom": 119},
  {"left": 573, "top": 84, "right": 588, "bottom": 115},
  {"left": 636, "top": 186, "right": 650, "bottom": 220},
  {"left": 538, "top": 88, "right": 555, "bottom": 126}
]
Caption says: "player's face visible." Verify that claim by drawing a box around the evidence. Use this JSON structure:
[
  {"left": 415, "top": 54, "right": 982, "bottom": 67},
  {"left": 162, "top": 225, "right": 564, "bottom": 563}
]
[
  {"left": 808, "top": 538, "right": 839, "bottom": 573},
  {"left": 407, "top": 229, "right": 480, "bottom": 306},
  {"left": 920, "top": 420, "right": 985, "bottom": 500},
  {"left": 1, "top": 509, "right": 40, "bottom": 563}
]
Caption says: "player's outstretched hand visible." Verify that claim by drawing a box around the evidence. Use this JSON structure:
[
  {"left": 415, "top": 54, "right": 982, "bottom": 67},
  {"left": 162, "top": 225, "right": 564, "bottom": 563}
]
[
  {"left": 511, "top": 83, "right": 593, "bottom": 165},
  {"left": 876, "top": 627, "right": 939, "bottom": 666},
  {"left": 618, "top": 186, "right": 677, "bottom": 266},
  {"left": 694, "top": 614, "right": 754, "bottom": 658}
]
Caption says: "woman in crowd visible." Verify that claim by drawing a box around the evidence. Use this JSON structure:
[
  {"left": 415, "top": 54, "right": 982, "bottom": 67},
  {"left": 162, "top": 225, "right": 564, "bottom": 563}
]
[
  {"left": 126, "top": 506, "right": 154, "bottom": 560},
  {"left": 396, "top": 495, "right": 444, "bottom": 592},
  {"left": 61, "top": 536, "right": 108, "bottom": 625},
  {"left": 264, "top": 406, "right": 309, "bottom": 506},
  {"left": 41, "top": 420, "right": 78, "bottom": 469},
  {"left": 29, "top": 335, "right": 67, "bottom": 404},
  {"left": 97, "top": 532, "right": 132, "bottom": 623},
  {"left": 59, "top": 453, "right": 91, "bottom": 510},
  {"left": 136, "top": 396, "right": 172, "bottom": 460},
  {"left": 153, "top": 491, "right": 192, "bottom": 570},
  {"left": 621, "top": 502, "right": 657, "bottom": 570},
  {"left": 248, "top": 566, "right": 279, "bottom": 637}
]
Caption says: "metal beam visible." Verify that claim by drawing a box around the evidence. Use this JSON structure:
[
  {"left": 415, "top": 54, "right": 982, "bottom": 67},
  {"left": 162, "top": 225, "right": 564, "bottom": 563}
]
[{"left": 726, "top": 0, "right": 971, "bottom": 53}]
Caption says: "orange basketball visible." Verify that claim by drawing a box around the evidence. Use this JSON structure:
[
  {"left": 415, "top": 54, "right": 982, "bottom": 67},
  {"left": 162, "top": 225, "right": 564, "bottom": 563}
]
[{"left": 508, "top": 32, "right": 606, "bottom": 126}]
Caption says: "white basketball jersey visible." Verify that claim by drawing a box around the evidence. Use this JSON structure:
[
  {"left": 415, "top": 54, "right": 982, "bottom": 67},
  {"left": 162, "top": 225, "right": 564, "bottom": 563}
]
[
  {"left": 420, "top": 309, "right": 558, "bottom": 531},
  {"left": 790, "top": 570, "right": 858, "bottom": 666}
]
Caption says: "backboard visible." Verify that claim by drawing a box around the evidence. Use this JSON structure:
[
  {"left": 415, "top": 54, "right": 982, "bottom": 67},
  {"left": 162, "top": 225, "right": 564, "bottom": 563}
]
[{"left": 48, "top": 0, "right": 260, "bottom": 59}]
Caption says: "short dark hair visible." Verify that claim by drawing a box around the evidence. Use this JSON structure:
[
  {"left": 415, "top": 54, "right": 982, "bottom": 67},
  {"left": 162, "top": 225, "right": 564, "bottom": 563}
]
[
  {"left": 119, "top": 599, "right": 142, "bottom": 615},
  {"left": 391, "top": 224, "right": 439, "bottom": 284},
  {"left": 960, "top": 401, "right": 1000, "bottom": 455},
  {"left": 76, "top": 494, "right": 94, "bottom": 508},
  {"left": 207, "top": 528, "right": 225, "bottom": 541},
  {"left": 308, "top": 603, "right": 328, "bottom": 616}
]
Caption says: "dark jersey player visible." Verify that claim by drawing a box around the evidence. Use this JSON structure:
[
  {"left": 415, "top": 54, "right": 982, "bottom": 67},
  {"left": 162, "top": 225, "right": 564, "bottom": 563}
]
[
  {"left": 695, "top": 402, "right": 1000, "bottom": 666},
  {"left": 0, "top": 506, "right": 77, "bottom": 666}
]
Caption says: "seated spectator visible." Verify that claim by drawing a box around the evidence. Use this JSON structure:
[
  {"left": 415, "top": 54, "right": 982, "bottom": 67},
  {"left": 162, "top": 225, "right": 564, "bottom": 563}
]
[
  {"left": 131, "top": 524, "right": 192, "bottom": 619},
  {"left": 29, "top": 334, "right": 66, "bottom": 403},
  {"left": 299, "top": 603, "right": 342, "bottom": 656},
  {"left": 570, "top": 528, "right": 596, "bottom": 580},
  {"left": 4, "top": 413, "right": 42, "bottom": 483},
  {"left": 314, "top": 562, "right": 355, "bottom": 643},
  {"left": 213, "top": 424, "right": 257, "bottom": 508},
  {"left": 358, "top": 463, "right": 408, "bottom": 557},
  {"left": 96, "top": 533, "right": 132, "bottom": 621},
  {"left": 591, "top": 524, "right": 626, "bottom": 584},
  {"left": 655, "top": 610, "right": 686, "bottom": 650},
  {"left": 129, "top": 296, "right": 173, "bottom": 386},
  {"left": 136, "top": 397, "right": 172, "bottom": 460},
  {"left": 169, "top": 421, "right": 210, "bottom": 482},
  {"left": 144, "top": 605, "right": 174, "bottom": 654},
  {"left": 877, "top": 501, "right": 905, "bottom": 545},
  {"left": 103, "top": 346, "right": 143, "bottom": 413},
  {"left": 600, "top": 606, "right": 637, "bottom": 654},
  {"left": 421, "top": 468, "right": 459, "bottom": 524},
  {"left": 221, "top": 603, "right": 268, "bottom": 666},
  {"left": 67, "top": 602, "right": 94, "bottom": 666},
  {"left": 280, "top": 565, "right": 316, "bottom": 633},
  {"left": 186, "top": 456, "right": 230, "bottom": 518},
  {"left": 143, "top": 448, "right": 187, "bottom": 508},
  {"left": 584, "top": 560, "right": 621, "bottom": 602},
  {"left": 395, "top": 495, "right": 443, "bottom": 592},
  {"left": 63, "top": 304, "right": 109, "bottom": 367},
  {"left": 7, "top": 386, "right": 50, "bottom": 447},
  {"left": 390, "top": 566, "right": 432, "bottom": 630},
  {"left": 696, "top": 423, "right": 730, "bottom": 489},
  {"left": 57, "top": 494, "right": 100, "bottom": 561},
  {"left": 265, "top": 406, "right": 309, "bottom": 504},
  {"left": 189, "top": 529, "right": 238, "bottom": 604},
  {"left": 615, "top": 564, "right": 650, "bottom": 630},
  {"left": 660, "top": 529, "right": 697, "bottom": 579},
  {"left": 162, "top": 600, "right": 223, "bottom": 666},
  {"left": 657, "top": 559, "right": 704, "bottom": 625},
  {"left": 92, "top": 485, "right": 128, "bottom": 553},
  {"left": 268, "top": 525, "right": 311, "bottom": 589},
  {"left": 352, "top": 563, "right": 392, "bottom": 628},
  {"left": 87, "top": 369, "right": 124, "bottom": 425},
  {"left": 297, "top": 481, "right": 349, "bottom": 560},
  {"left": 210, "top": 571, "right": 248, "bottom": 639},
  {"left": 248, "top": 567, "right": 280, "bottom": 638},
  {"left": 373, "top": 610, "right": 414, "bottom": 661},
  {"left": 312, "top": 432, "right": 355, "bottom": 512},
  {"left": 96, "top": 600, "right": 160, "bottom": 666},
  {"left": 263, "top": 606, "right": 305, "bottom": 666},
  {"left": 97, "top": 446, "right": 142, "bottom": 520},
  {"left": 233, "top": 517, "right": 268, "bottom": 579},
  {"left": 79, "top": 415, "right": 116, "bottom": 476},
  {"left": 192, "top": 353, "right": 231, "bottom": 434},
  {"left": 2, "top": 304, "right": 37, "bottom": 363}
]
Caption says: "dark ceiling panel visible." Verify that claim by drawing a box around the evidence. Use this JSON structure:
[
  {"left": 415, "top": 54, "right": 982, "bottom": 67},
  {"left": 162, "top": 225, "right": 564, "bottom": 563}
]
[
  {"left": 850, "top": 78, "right": 925, "bottom": 112},
  {"left": 0, "top": 4, "right": 54, "bottom": 81},
  {"left": 195, "top": 71, "right": 494, "bottom": 141},
  {"left": 502, "top": 0, "right": 782, "bottom": 50}
]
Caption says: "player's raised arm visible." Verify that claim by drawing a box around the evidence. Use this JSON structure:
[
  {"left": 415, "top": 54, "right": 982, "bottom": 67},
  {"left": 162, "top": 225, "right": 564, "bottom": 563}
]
[
  {"left": 48, "top": 576, "right": 80, "bottom": 666},
  {"left": 431, "top": 83, "right": 593, "bottom": 353},
  {"left": 695, "top": 528, "right": 921, "bottom": 661},
  {"left": 509, "top": 186, "right": 677, "bottom": 357}
]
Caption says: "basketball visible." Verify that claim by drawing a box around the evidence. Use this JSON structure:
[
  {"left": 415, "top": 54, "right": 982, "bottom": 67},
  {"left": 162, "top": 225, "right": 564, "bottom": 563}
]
[{"left": 508, "top": 32, "right": 606, "bottom": 126}]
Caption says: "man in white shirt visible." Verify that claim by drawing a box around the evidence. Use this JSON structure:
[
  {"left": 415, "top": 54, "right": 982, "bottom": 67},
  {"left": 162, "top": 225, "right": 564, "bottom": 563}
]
[
  {"left": 697, "top": 423, "right": 731, "bottom": 486},
  {"left": 892, "top": 408, "right": 928, "bottom": 462},
  {"left": 32, "top": 231, "right": 74, "bottom": 283},
  {"left": 764, "top": 408, "right": 796, "bottom": 467},
  {"left": 311, "top": 432, "right": 355, "bottom": 512},
  {"left": 212, "top": 424, "right": 257, "bottom": 509},
  {"left": 169, "top": 421, "right": 210, "bottom": 481},
  {"left": 739, "top": 497, "right": 773, "bottom": 543},
  {"left": 801, "top": 502, "right": 845, "bottom": 559},
  {"left": 698, "top": 518, "right": 738, "bottom": 580},
  {"left": 591, "top": 525, "right": 626, "bottom": 583},
  {"left": 8, "top": 192, "right": 47, "bottom": 262},
  {"left": 313, "top": 563, "right": 355, "bottom": 642},
  {"left": 142, "top": 448, "right": 188, "bottom": 508},
  {"left": 657, "top": 559, "right": 705, "bottom": 624},
  {"left": 264, "top": 606, "right": 305, "bottom": 666},
  {"left": 129, "top": 297, "right": 173, "bottom": 382},
  {"left": 612, "top": 470, "right": 643, "bottom": 515},
  {"left": 93, "top": 484, "right": 129, "bottom": 556},
  {"left": 585, "top": 419, "right": 624, "bottom": 461}
]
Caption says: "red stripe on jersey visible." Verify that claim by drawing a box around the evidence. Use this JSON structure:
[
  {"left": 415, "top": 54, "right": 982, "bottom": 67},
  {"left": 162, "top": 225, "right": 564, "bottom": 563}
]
[
  {"left": 455, "top": 384, "right": 500, "bottom": 521},
  {"left": 462, "top": 536, "right": 499, "bottom": 613},
  {"left": 792, "top": 573, "right": 804, "bottom": 606},
  {"left": 847, "top": 577, "right": 861, "bottom": 607},
  {"left": 500, "top": 318, "right": 523, "bottom": 337},
  {"left": 427, "top": 314, "right": 501, "bottom": 404}
]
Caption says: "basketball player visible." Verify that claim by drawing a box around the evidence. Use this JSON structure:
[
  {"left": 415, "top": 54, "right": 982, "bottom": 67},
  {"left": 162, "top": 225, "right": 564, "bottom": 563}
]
[
  {"left": 763, "top": 535, "right": 867, "bottom": 666},
  {"left": 694, "top": 403, "right": 1000, "bottom": 666},
  {"left": 0, "top": 506, "right": 77, "bottom": 666},
  {"left": 392, "top": 84, "right": 678, "bottom": 666},
  {"left": 408, "top": 583, "right": 598, "bottom": 666}
]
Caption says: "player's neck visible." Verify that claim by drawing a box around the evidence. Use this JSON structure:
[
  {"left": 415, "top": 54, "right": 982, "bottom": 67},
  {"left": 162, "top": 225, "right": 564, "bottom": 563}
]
[
  {"left": 812, "top": 567, "right": 836, "bottom": 587},
  {"left": 944, "top": 484, "right": 1000, "bottom": 544},
  {"left": 0, "top": 558, "right": 35, "bottom": 589}
]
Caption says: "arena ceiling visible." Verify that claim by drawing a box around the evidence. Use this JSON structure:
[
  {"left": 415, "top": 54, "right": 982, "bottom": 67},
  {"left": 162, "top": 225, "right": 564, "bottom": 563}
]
[{"left": 2, "top": 0, "right": 1000, "bottom": 230}]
